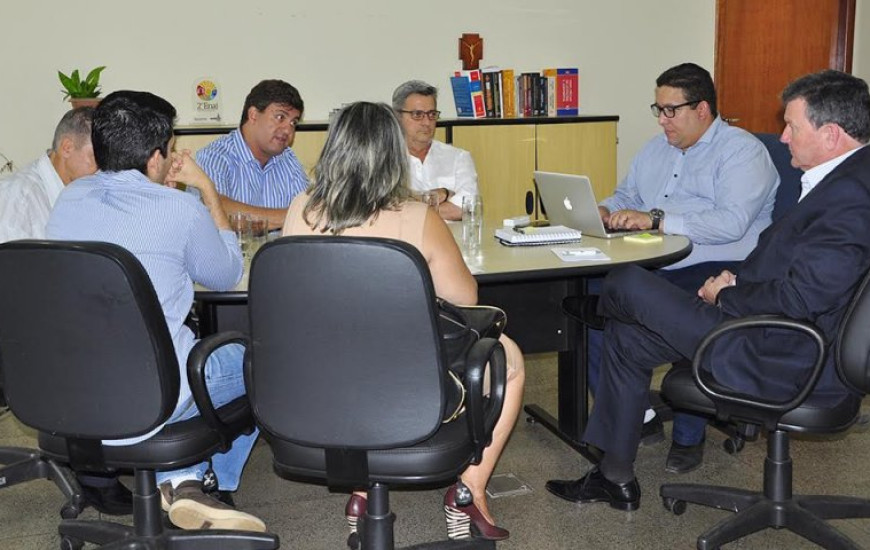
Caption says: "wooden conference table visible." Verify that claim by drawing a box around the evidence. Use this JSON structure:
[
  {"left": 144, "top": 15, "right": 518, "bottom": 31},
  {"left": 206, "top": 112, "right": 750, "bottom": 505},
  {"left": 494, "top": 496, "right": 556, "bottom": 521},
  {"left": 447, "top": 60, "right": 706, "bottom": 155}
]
[{"left": 194, "top": 223, "right": 691, "bottom": 460}]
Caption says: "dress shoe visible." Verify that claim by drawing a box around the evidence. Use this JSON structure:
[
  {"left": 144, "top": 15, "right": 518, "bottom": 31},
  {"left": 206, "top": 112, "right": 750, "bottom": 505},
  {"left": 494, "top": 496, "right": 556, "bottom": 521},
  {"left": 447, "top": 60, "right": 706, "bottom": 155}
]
[
  {"left": 444, "top": 482, "right": 509, "bottom": 541},
  {"left": 640, "top": 415, "right": 665, "bottom": 446},
  {"left": 78, "top": 477, "right": 133, "bottom": 516},
  {"left": 345, "top": 493, "right": 366, "bottom": 535},
  {"left": 561, "top": 295, "right": 606, "bottom": 330},
  {"left": 665, "top": 440, "right": 705, "bottom": 474},
  {"left": 545, "top": 468, "right": 640, "bottom": 511}
]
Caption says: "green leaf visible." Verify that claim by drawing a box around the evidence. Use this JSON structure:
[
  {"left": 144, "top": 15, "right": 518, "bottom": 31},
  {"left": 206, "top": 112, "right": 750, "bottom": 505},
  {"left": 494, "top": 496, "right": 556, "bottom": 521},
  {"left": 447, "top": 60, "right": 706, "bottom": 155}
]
[
  {"left": 58, "top": 71, "right": 76, "bottom": 99},
  {"left": 57, "top": 66, "right": 106, "bottom": 99},
  {"left": 84, "top": 66, "right": 105, "bottom": 88}
]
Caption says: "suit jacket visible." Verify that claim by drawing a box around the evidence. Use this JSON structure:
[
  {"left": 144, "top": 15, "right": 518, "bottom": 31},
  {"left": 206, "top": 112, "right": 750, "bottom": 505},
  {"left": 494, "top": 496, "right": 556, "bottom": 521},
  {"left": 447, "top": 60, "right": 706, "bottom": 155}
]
[{"left": 713, "top": 145, "right": 870, "bottom": 403}]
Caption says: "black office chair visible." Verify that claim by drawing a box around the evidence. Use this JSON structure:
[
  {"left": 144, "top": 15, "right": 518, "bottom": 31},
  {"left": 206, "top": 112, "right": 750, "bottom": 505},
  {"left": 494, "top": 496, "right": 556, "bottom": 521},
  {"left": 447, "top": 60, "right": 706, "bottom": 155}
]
[
  {"left": 242, "top": 236, "right": 505, "bottom": 550},
  {"left": 0, "top": 240, "right": 278, "bottom": 550},
  {"left": 0, "top": 439, "right": 84, "bottom": 519},
  {"left": 659, "top": 269, "right": 870, "bottom": 549},
  {"left": 703, "top": 132, "right": 809, "bottom": 455}
]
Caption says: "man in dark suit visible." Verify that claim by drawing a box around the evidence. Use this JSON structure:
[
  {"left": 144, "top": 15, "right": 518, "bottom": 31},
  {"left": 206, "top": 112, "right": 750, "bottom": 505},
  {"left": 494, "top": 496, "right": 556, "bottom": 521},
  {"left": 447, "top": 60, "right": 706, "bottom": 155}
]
[{"left": 546, "top": 69, "right": 870, "bottom": 511}]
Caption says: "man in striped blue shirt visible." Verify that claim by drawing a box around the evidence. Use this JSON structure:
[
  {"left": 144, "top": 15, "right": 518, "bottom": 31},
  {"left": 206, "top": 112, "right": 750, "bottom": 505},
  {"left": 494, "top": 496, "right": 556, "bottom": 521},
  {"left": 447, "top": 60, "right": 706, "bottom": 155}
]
[{"left": 197, "top": 80, "right": 309, "bottom": 231}]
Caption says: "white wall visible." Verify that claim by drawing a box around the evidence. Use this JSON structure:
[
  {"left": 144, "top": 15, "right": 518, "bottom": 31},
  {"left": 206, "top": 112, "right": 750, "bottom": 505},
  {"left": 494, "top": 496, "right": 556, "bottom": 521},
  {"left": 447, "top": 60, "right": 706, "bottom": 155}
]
[{"left": 0, "top": 0, "right": 715, "bottom": 181}]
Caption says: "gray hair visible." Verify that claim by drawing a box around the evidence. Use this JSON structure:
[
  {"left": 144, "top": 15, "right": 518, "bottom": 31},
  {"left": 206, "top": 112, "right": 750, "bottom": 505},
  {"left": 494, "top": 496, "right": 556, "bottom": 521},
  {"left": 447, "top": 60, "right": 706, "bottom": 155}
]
[
  {"left": 51, "top": 107, "right": 95, "bottom": 151},
  {"left": 303, "top": 102, "right": 411, "bottom": 233},
  {"left": 782, "top": 70, "right": 870, "bottom": 144},
  {"left": 391, "top": 80, "right": 438, "bottom": 111}
]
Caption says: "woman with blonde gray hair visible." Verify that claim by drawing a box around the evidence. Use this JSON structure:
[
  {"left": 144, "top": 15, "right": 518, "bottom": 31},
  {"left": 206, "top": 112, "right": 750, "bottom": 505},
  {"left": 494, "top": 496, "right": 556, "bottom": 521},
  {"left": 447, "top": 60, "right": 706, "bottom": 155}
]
[{"left": 282, "top": 101, "right": 524, "bottom": 541}]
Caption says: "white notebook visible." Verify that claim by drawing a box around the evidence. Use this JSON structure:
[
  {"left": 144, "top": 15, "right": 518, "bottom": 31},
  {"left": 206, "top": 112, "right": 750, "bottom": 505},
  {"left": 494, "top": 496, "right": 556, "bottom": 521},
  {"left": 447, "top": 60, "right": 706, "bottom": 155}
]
[{"left": 495, "top": 225, "right": 582, "bottom": 246}]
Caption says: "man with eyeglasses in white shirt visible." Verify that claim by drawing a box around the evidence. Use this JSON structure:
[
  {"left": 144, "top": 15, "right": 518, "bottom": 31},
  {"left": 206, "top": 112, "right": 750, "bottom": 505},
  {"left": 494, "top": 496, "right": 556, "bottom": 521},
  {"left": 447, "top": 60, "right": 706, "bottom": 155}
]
[{"left": 393, "top": 80, "right": 479, "bottom": 221}]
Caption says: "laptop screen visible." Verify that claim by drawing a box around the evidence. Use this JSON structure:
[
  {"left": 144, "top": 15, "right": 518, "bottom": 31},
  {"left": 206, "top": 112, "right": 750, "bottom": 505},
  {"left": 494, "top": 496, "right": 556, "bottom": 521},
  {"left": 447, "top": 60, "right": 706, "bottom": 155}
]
[{"left": 534, "top": 171, "right": 646, "bottom": 238}]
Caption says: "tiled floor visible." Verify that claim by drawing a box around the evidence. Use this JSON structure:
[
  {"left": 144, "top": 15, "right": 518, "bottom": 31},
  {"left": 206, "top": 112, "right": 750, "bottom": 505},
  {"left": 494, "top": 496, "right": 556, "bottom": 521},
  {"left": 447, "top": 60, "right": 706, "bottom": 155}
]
[{"left": 3, "top": 353, "right": 870, "bottom": 549}]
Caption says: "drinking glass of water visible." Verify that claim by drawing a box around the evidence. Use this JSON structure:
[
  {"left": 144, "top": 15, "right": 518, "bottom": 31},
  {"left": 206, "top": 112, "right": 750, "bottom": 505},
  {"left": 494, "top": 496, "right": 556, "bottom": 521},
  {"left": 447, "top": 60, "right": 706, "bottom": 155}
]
[
  {"left": 229, "top": 212, "right": 252, "bottom": 260},
  {"left": 461, "top": 195, "right": 483, "bottom": 256}
]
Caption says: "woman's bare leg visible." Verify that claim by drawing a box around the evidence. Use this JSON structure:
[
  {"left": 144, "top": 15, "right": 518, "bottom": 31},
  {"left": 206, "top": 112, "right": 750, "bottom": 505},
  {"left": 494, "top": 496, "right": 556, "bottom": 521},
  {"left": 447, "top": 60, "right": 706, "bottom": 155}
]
[{"left": 458, "top": 334, "right": 525, "bottom": 523}]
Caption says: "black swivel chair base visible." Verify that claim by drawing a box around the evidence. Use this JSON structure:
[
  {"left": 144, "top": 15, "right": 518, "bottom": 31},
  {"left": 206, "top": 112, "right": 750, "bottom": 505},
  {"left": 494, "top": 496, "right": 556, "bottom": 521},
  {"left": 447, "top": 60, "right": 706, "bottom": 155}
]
[
  {"left": 0, "top": 446, "right": 85, "bottom": 519},
  {"left": 661, "top": 431, "right": 870, "bottom": 550},
  {"left": 57, "top": 470, "right": 278, "bottom": 550},
  {"left": 348, "top": 484, "right": 495, "bottom": 550}
]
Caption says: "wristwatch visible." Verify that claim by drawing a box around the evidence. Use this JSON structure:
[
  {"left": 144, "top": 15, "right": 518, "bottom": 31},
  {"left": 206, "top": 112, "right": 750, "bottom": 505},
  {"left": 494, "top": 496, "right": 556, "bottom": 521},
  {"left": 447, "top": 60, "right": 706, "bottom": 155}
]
[{"left": 649, "top": 208, "right": 665, "bottom": 231}]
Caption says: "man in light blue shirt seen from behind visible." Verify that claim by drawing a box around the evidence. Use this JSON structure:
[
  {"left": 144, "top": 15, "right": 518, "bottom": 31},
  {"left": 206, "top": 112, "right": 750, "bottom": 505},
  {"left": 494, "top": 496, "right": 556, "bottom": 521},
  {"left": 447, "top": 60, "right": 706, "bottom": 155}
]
[
  {"left": 48, "top": 90, "right": 266, "bottom": 533},
  {"left": 197, "top": 79, "right": 308, "bottom": 231},
  {"left": 584, "top": 63, "right": 779, "bottom": 474}
]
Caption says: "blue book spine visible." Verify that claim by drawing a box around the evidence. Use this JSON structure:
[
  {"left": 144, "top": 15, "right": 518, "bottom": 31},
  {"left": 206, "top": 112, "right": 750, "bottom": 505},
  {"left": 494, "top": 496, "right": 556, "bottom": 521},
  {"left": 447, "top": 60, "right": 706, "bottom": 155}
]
[{"left": 450, "top": 76, "right": 475, "bottom": 117}]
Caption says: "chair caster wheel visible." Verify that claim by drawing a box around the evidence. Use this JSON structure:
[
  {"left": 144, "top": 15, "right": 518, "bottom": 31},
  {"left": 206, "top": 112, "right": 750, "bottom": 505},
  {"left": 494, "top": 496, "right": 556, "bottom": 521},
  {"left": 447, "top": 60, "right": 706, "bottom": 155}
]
[
  {"left": 525, "top": 415, "right": 536, "bottom": 424},
  {"left": 347, "top": 532, "right": 360, "bottom": 549},
  {"left": 662, "top": 496, "right": 687, "bottom": 515},
  {"left": 723, "top": 436, "right": 745, "bottom": 454},
  {"left": 60, "top": 536, "right": 84, "bottom": 550},
  {"left": 60, "top": 502, "right": 82, "bottom": 519}
]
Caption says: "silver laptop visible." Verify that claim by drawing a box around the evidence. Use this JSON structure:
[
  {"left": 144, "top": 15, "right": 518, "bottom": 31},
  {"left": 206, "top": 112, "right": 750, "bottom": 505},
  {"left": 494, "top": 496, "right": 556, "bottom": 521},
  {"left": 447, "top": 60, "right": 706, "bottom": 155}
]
[{"left": 534, "top": 171, "right": 647, "bottom": 239}]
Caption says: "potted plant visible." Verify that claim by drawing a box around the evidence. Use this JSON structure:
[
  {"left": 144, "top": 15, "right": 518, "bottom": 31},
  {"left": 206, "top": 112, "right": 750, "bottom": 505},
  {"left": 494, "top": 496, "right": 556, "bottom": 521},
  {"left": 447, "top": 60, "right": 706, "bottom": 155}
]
[{"left": 58, "top": 66, "right": 106, "bottom": 109}]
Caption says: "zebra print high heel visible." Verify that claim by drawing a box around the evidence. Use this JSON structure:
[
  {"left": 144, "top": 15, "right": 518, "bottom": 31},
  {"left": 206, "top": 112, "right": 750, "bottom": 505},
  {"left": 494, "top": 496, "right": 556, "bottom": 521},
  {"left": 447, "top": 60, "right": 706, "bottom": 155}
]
[
  {"left": 443, "top": 482, "right": 509, "bottom": 541},
  {"left": 345, "top": 493, "right": 367, "bottom": 535}
]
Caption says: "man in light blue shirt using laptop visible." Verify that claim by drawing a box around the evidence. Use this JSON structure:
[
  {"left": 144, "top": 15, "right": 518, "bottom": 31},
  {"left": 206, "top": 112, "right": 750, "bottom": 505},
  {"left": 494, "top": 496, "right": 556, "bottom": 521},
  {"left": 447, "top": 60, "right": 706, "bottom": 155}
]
[{"left": 578, "top": 63, "right": 779, "bottom": 474}]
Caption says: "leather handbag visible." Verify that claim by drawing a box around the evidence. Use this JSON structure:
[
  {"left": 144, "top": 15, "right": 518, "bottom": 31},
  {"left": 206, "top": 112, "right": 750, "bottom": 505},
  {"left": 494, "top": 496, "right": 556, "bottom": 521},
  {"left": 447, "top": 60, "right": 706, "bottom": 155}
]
[{"left": 437, "top": 299, "right": 507, "bottom": 422}]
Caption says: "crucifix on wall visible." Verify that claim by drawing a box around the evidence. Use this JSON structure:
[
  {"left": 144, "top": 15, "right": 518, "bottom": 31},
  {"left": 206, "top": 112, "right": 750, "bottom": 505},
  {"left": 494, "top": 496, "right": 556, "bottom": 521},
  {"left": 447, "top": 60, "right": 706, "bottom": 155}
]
[{"left": 459, "top": 33, "right": 483, "bottom": 70}]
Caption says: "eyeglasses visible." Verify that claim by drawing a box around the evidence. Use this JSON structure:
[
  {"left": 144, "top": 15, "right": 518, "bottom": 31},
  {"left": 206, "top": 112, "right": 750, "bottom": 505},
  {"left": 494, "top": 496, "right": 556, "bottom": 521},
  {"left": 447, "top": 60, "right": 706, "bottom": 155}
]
[
  {"left": 399, "top": 109, "right": 441, "bottom": 121},
  {"left": 650, "top": 101, "right": 700, "bottom": 118}
]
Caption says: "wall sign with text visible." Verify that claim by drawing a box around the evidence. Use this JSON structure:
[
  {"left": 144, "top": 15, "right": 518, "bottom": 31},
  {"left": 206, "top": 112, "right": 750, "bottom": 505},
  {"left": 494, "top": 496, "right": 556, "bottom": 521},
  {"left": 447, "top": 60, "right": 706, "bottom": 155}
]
[{"left": 192, "top": 78, "right": 223, "bottom": 123}]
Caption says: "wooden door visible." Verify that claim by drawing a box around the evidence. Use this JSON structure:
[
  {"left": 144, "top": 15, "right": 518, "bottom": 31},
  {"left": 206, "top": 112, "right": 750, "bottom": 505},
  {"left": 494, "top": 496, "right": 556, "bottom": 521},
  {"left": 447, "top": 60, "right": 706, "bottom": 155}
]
[{"left": 715, "top": 0, "right": 855, "bottom": 133}]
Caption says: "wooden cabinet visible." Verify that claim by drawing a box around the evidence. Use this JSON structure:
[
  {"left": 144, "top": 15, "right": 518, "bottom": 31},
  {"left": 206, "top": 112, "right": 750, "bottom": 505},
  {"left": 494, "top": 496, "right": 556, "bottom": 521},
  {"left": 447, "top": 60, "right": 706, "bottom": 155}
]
[
  {"left": 288, "top": 131, "right": 327, "bottom": 176},
  {"left": 451, "top": 124, "right": 536, "bottom": 226},
  {"left": 452, "top": 119, "right": 618, "bottom": 225},
  {"left": 174, "top": 118, "right": 618, "bottom": 226},
  {"left": 537, "top": 121, "right": 618, "bottom": 202}
]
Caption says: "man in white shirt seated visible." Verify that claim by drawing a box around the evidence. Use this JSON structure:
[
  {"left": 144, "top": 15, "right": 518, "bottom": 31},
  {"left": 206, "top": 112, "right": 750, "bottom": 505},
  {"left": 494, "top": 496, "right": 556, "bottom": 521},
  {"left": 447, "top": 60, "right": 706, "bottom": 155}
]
[
  {"left": 0, "top": 107, "right": 96, "bottom": 242},
  {"left": 392, "top": 80, "right": 479, "bottom": 221}
]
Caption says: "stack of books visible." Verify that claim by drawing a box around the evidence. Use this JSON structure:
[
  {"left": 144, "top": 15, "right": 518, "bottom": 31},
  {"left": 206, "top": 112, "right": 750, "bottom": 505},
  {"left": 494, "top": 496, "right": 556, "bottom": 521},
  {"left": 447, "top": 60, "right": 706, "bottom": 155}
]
[{"left": 451, "top": 67, "right": 579, "bottom": 119}]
